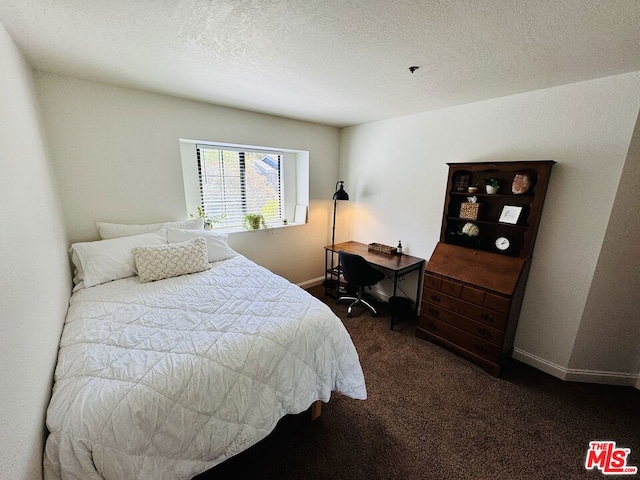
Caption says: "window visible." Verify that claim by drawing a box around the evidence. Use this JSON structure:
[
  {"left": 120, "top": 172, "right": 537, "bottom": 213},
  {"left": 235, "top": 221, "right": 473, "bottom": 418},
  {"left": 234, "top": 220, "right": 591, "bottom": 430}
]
[
  {"left": 180, "top": 140, "right": 309, "bottom": 233},
  {"left": 196, "top": 146, "right": 282, "bottom": 228}
]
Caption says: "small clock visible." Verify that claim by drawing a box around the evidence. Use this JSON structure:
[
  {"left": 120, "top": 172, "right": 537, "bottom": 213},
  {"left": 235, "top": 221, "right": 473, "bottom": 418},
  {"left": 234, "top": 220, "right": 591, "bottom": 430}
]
[{"left": 495, "top": 236, "right": 510, "bottom": 251}]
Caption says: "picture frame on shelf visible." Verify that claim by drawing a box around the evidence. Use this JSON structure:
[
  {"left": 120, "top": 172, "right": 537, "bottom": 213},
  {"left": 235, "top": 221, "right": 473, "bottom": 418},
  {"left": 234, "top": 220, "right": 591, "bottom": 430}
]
[
  {"left": 454, "top": 173, "right": 470, "bottom": 192},
  {"left": 499, "top": 205, "right": 523, "bottom": 224}
]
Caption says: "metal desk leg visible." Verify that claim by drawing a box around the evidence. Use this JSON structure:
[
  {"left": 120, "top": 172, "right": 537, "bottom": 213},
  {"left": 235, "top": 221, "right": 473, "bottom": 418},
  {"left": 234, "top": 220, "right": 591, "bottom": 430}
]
[{"left": 390, "top": 271, "right": 399, "bottom": 330}]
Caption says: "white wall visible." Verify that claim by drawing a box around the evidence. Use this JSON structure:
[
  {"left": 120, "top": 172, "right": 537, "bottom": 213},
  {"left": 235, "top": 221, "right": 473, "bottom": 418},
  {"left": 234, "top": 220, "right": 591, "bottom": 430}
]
[
  {"left": 567, "top": 110, "right": 640, "bottom": 382},
  {"left": 340, "top": 72, "right": 640, "bottom": 381},
  {"left": 34, "top": 72, "right": 341, "bottom": 284},
  {"left": 0, "top": 23, "right": 71, "bottom": 480}
]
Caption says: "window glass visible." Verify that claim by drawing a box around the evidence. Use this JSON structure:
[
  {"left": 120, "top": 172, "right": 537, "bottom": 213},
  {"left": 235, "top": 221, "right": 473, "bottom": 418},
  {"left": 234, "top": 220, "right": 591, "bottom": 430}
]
[
  {"left": 180, "top": 139, "right": 309, "bottom": 233},
  {"left": 197, "top": 146, "right": 282, "bottom": 228}
]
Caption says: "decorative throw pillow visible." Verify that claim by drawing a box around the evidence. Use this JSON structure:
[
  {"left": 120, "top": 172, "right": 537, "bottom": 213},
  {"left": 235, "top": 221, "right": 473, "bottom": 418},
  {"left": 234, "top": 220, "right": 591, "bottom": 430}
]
[
  {"left": 70, "top": 230, "right": 168, "bottom": 290},
  {"left": 96, "top": 218, "right": 204, "bottom": 239},
  {"left": 133, "top": 237, "right": 211, "bottom": 283},
  {"left": 166, "top": 228, "right": 238, "bottom": 262}
]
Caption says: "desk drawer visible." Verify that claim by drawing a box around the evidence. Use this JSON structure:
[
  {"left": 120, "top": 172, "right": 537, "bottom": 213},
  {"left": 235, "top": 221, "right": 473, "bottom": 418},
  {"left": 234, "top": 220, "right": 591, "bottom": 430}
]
[
  {"left": 419, "top": 316, "right": 501, "bottom": 362},
  {"left": 420, "top": 304, "right": 504, "bottom": 346},
  {"left": 423, "top": 288, "right": 507, "bottom": 330}
]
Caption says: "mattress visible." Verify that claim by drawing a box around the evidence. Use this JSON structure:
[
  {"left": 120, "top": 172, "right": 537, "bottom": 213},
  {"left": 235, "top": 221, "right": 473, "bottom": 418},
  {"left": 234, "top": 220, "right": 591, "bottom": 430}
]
[{"left": 44, "top": 254, "right": 366, "bottom": 479}]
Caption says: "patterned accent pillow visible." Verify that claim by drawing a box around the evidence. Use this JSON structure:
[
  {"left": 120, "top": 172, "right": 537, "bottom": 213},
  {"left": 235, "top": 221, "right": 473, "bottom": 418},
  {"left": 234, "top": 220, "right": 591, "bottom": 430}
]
[{"left": 133, "top": 237, "right": 210, "bottom": 283}]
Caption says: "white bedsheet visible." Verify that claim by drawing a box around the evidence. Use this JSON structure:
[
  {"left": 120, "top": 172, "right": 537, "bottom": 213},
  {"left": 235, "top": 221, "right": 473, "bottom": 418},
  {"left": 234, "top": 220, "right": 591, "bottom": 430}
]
[{"left": 44, "top": 255, "right": 366, "bottom": 480}]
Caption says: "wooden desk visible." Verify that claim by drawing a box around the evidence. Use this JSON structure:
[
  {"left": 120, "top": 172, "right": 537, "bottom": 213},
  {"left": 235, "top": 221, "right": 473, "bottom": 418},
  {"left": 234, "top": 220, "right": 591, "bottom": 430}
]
[{"left": 324, "top": 241, "right": 425, "bottom": 328}]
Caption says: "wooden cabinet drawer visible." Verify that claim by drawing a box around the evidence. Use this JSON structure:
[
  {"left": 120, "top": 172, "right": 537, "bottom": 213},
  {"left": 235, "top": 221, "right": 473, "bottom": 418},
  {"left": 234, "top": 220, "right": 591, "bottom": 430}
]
[
  {"left": 483, "top": 292, "right": 510, "bottom": 314},
  {"left": 423, "top": 275, "right": 511, "bottom": 314},
  {"left": 460, "top": 285, "right": 484, "bottom": 305},
  {"left": 420, "top": 304, "right": 504, "bottom": 346},
  {"left": 423, "top": 273, "right": 441, "bottom": 290},
  {"left": 440, "top": 279, "right": 462, "bottom": 297},
  {"left": 419, "top": 316, "right": 501, "bottom": 362},
  {"left": 423, "top": 288, "right": 507, "bottom": 330}
]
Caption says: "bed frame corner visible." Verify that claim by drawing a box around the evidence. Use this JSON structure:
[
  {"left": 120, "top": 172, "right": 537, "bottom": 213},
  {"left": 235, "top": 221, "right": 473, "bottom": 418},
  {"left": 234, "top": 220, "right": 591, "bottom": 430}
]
[{"left": 310, "top": 400, "right": 322, "bottom": 420}]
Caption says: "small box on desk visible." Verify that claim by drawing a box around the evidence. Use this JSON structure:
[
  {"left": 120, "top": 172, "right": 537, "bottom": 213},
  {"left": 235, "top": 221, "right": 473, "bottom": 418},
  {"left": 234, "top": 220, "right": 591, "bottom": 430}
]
[{"left": 368, "top": 243, "right": 396, "bottom": 255}]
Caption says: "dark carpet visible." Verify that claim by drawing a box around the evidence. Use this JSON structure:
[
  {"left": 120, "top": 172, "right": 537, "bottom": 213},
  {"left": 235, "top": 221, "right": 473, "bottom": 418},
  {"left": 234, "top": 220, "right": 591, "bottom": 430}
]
[{"left": 196, "top": 286, "right": 640, "bottom": 479}]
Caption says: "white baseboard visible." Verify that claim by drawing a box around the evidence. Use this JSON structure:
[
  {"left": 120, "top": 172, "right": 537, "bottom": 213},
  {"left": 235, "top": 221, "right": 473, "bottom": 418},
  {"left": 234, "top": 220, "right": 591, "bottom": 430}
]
[
  {"left": 513, "top": 348, "right": 640, "bottom": 387},
  {"left": 297, "top": 276, "right": 325, "bottom": 289},
  {"left": 297, "top": 278, "right": 401, "bottom": 304},
  {"left": 563, "top": 369, "right": 639, "bottom": 386},
  {"left": 512, "top": 348, "right": 567, "bottom": 378}
]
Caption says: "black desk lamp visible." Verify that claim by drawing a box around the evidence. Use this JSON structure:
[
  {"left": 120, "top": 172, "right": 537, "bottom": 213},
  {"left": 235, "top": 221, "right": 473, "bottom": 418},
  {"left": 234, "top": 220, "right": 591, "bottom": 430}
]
[{"left": 331, "top": 180, "right": 349, "bottom": 247}]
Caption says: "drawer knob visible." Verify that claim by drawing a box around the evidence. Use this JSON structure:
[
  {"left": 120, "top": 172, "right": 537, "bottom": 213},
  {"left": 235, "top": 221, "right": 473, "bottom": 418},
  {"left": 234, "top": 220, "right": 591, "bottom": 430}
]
[
  {"left": 428, "top": 308, "right": 439, "bottom": 317},
  {"left": 480, "top": 313, "right": 494, "bottom": 323},
  {"left": 477, "top": 328, "right": 491, "bottom": 338},
  {"left": 429, "top": 294, "right": 441, "bottom": 303}
]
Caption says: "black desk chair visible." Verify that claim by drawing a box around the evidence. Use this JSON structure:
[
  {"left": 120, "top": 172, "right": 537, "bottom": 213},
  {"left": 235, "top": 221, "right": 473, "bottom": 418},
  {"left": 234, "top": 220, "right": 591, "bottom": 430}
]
[{"left": 338, "top": 251, "right": 385, "bottom": 317}]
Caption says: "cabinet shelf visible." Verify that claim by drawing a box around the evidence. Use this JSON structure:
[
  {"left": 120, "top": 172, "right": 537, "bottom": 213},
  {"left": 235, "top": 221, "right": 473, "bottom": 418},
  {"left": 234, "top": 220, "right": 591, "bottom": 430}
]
[
  {"left": 450, "top": 191, "right": 535, "bottom": 199},
  {"left": 326, "top": 266, "right": 341, "bottom": 276},
  {"left": 442, "top": 161, "right": 554, "bottom": 258},
  {"left": 447, "top": 217, "right": 529, "bottom": 230}
]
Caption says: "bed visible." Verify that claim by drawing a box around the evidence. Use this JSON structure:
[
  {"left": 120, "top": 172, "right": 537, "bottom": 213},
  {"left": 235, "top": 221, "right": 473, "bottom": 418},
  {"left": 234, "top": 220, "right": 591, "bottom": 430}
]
[{"left": 44, "top": 223, "right": 367, "bottom": 479}]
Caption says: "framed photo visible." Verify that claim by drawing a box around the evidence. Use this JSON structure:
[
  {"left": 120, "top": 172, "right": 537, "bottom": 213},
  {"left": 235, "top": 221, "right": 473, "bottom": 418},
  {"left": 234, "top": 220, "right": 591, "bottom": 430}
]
[
  {"left": 499, "top": 205, "right": 522, "bottom": 224},
  {"left": 294, "top": 204, "right": 307, "bottom": 224},
  {"left": 454, "top": 174, "right": 470, "bottom": 192}
]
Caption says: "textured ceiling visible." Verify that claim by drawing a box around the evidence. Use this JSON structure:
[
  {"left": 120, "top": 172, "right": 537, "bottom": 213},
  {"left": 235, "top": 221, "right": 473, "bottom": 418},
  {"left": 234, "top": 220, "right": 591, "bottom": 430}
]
[{"left": 1, "top": 0, "right": 639, "bottom": 127}]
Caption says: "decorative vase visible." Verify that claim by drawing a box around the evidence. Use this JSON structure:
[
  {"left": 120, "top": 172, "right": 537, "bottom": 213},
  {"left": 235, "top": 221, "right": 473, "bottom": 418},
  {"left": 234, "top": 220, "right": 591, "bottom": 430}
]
[
  {"left": 486, "top": 185, "right": 498, "bottom": 194},
  {"left": 511, "top": 173, "right": 531, "bottom": 194}
]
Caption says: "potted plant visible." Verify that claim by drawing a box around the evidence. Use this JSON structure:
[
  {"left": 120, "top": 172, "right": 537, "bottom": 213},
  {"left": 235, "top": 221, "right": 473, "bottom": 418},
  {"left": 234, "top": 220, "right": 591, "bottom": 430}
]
[
  {"left": 197, "top": 206, "right": 226, "bottom": 229},
  {"left": 243, "top": 213, "right": 268, "bottom": 230},
  {"left": 484, "top": 178, "right": 500, "bottom": 194}
]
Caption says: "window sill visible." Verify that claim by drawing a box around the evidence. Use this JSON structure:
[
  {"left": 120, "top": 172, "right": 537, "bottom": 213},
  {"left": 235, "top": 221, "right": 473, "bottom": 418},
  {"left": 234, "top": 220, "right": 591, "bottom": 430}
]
[{"left": 208, "top": 222, "right": 307, "bottom": 235}]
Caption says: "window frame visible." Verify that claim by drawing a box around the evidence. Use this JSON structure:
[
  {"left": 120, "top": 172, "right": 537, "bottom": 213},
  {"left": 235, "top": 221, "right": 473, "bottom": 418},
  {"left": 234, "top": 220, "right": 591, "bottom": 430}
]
[{"left": 179, "top": 139, "right": 309, "bottom": 234}]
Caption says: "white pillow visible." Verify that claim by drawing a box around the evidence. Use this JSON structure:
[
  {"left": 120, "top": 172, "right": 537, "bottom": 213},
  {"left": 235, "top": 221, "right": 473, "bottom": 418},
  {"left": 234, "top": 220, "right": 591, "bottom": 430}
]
[
  {"left": 166, "top": 228, "right": 238, "bottom": 262},
  {"left": 70, "top": 230, "right": 167, "bottom": 290},
  {"left": 96, "top": 218, "right": 204, "bottom": 240},
  {"left": 133, "top": 237, "right": 211, "bottom": 283}
]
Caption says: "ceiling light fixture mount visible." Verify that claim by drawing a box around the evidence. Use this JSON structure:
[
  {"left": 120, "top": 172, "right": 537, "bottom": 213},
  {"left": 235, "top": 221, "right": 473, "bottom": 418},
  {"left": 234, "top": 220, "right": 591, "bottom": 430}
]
[{"left": 408, "top": 66, "right": 420, "bottom": 73}]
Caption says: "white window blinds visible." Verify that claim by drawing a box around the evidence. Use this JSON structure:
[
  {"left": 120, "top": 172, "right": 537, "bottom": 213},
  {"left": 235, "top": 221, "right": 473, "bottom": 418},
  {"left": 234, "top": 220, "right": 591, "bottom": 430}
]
[{"left": 196, "top": 145, "right": 282, "bottom": 228}]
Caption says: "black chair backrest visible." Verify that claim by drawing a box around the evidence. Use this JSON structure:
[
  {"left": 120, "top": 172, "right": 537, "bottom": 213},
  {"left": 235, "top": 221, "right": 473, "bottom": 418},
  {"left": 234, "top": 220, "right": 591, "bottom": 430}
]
[{"left": 339, "top": 251, "right": 383, "bottom": 287}]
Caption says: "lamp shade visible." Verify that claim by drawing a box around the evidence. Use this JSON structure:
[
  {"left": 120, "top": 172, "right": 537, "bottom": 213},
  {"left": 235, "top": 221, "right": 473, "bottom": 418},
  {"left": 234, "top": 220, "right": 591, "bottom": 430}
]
[{"left": 333, "top": 181, "right": 349, "bottom": 201}]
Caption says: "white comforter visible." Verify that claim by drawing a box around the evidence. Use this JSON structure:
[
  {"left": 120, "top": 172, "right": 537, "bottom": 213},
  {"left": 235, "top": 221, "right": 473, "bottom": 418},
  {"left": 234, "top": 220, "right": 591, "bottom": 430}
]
[{"left": 44, "top": 255, "right": 366, "bottom": 480}]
